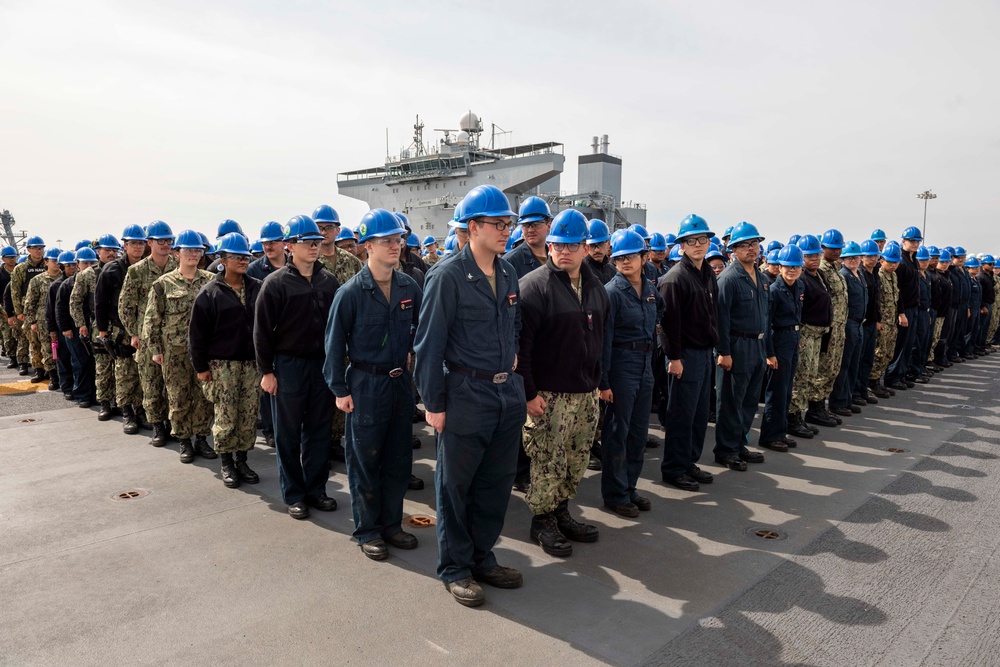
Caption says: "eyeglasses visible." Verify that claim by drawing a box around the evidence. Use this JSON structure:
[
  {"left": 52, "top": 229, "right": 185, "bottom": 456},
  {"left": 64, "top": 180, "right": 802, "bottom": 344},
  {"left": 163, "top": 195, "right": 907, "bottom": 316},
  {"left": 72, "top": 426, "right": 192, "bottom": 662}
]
[
  {"left": 519, "top": 221, "right": 549, "bottom": 230},
  {"left": 478, "top": 220, "right": 513, "bottom": 232},
  {"left": 613, "top": 253, "right": 642, "bottom": 263},
  {"left": 732, "top": 240, "right": 760, "bottom": 250},
  {"left": 682, "top": 236, "right": 710, "bottom": 247},
  {"left": 371, "top": 236, "right": 404, "bottom": 247},
  {"left": 262, "top": 241, "right": 283, "bottom": 248},
  {"left": 318, "top": 224, "right": 340, "bottom": 233},
  {"left": 550, "top": 242, "right": 582, "bottom": 253},
  {"left": 124, "top": 240, "right": 146, "bottom": 248},
  {"left": 152, "top": 238, "right": 172, "bottom": 245},
  {"left": 225, "top": 255, "right": 251, "bottom": 263},
  {"left": 295, "top": 239, "right": 322, "bottom": 248},
  {"left": 179, "top": 247, "right": 204, "bottom": 255}
]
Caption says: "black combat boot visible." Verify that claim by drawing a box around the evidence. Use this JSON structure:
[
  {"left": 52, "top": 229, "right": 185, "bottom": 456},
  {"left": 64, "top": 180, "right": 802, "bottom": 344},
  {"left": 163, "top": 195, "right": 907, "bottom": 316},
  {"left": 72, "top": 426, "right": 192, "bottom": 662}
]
[
  {"left": 150, "top": 422, "right": 168, "bottom": 447},
  {"left": 193, "top": 435, "right": 217, "bottom": 459},
  {"left": 6, "top": 356, "right": 17, "bottom": 369},
  {"left": 19, "top": 362, "right": 30, "bottom": 376},
  {"left": 787, "top": 412, "right": 814, "bottom": 439},
  {"left": 135, "top": 406, "right": 153, "bottom": 430},
  {"left": 29, "top": 367, "right": 47, "bottom": 383},
  {"left": 122, "top": 406, "right": 139, "bottom": 435},
  {"left": 234, "top": 450, "right": 259, "bottom": 484},
  {"left": 554, "top": 501, "right": 600, "bottom": 543},
  {"left": 97, "top": 401, "right": 114, "bottom": 421},
  {"left": 178, "top": 438, "right": 195, "bottom": 464},
  {"left": 47, "top": 369, "right": 59, "bottom": 392},
  {"left": 220, "top": 453, "right": 240, "bottom": 488},
  {"left": 530, "top": 513, "right": 573, "bottom": 557},
  {"left": 805, "top": 400, "right": 837, "bottom": 427}
]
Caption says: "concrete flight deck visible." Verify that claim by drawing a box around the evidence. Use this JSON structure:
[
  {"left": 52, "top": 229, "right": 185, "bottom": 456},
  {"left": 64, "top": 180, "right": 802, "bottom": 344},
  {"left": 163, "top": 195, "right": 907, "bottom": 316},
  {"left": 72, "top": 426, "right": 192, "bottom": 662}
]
[{"left": 3, "top": 358, "right": 1000, "bottom": 666}]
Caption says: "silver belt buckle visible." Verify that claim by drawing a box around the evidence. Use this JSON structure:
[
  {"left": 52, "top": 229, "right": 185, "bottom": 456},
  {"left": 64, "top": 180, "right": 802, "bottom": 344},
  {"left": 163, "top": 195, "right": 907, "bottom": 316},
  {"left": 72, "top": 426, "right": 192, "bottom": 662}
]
[
  {"left": 492, "top": 372, "right": 509, "bottom": 384},
  {"left": 756, "top": 333, "right": 764, "bottom": 340},
  {"left": 794, "top": 325, "right": 800, "bottom": 331},
  {"left": 389, "top": 367, "right": 404, "bottom": 378}
]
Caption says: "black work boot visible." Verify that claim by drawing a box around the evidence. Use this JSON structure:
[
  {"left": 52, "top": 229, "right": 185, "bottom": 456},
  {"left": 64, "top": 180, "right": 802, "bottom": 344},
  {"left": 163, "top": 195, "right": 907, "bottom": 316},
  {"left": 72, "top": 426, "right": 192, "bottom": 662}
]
[
  {"left": 805, "top": 400, "right": 837, "bottom": 427},
  {"left": 178, "top": 438, "right": 195, "bottom": 464},
  {"left": 19, "top": 362, "right": 30, "bottom": 376},
  {"left": 554, "top": 501, "right": 600, "bottom": 543},
  {"left": 5, "top": 356, "right": 17, "bottom": 369},
  {"left": 220, "top": 453, "right": 240, "bottom": 488},
  {"left": 97, "top": 401, "right": 114, "bottom": 421},
  {"left": 122, "top": 406, "right": 139, "bottom": 435},
  {"left": 29, "top": 367, "right": 47, "bottom": 383},
  {"left": 150, "top": 422, "right": 168, "bottom": 447},
  {"left": 47, "top": 369, "right": 59, "bottom": 391},
  {"left": 193, "top": 435, "right": 217, "bottom": 459},
  {"left": 787, "top": 412, "right": 814, "bottom": 439},
  {"left": 135, "top": 406, "right": 153, "bottom": 430},
  {"left": 234, "top": 450, "right": 259, "bottom": 484},
  {"left": 530, "top": 513, "right": 573, "bottom": 557},
  {"left": 822, "top": 400, "right": 843, "bottom": 425}
]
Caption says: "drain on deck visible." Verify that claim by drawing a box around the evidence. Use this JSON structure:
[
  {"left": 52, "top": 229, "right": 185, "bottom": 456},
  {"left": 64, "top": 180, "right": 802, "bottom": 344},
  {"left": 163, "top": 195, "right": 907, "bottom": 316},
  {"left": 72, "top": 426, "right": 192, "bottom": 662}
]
[
  {"left": 19, "top": 418, "right": 37, "bottom": 423},
  {"left": 403, "top": 514, "right": 435, "bottom": 528},
  {"left": 745, "top": 527, "right": 786, "bottom": 541},
  {"left": 886, "top": 447, "right": 907, "bottom": 453},
  {"left": 111, "top": 489, "right": 149, "bottom": 501}
]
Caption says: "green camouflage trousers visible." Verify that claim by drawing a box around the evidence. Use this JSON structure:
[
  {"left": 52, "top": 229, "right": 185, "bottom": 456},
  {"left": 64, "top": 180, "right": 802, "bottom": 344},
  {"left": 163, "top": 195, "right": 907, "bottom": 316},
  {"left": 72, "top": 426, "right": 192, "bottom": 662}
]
[
  {"left": 137, "top": 345, "right": 170, "bottom": 423},
  {"left": 34, "top": 328, "right": 55, "bottom": 371},
  {"left": 791, "top": 324, "right": 826, "bottom": 413},
  {"left": 162, "top": 344, "right": 212, "bottom": 439},
  {"left": 201, "top": 359, "right": 259, "bottom": 453},
  {"left": 23, "top": 321, "right": 42, "bottom": 369},
  {"left": 523, "top": 390, "right": 599, "bottom": 515},
  {"left": 0, "top": 318, "right": 13, "bottom": 356},
  {"left": 115, "top": 354, "right": 141, "bottom": 408},
  {"left": 816, "top": 320, "right": 846, "bottom": 399},
  {"left": 870, "top": 323, "right": 898, "bottom": 380},
  {"left": 930, "top": 318, "right": 945, "bottom": 362},
  {"left": 989, "top": 302, "right": 1000, "bottom": 343},
  {"left": 95, "top": 349, "right": 115, "bottom": 403},
  {"left": 13, "top": 317, "right": 29, "bottom": 361}
]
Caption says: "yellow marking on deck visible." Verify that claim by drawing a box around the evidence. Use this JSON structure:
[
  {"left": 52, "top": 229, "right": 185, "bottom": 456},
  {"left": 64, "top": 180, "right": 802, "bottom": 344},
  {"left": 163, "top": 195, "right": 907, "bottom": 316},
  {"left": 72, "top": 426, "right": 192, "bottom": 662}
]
[{"left": 0, "top": 381, "right": 47, "bottom": 396}]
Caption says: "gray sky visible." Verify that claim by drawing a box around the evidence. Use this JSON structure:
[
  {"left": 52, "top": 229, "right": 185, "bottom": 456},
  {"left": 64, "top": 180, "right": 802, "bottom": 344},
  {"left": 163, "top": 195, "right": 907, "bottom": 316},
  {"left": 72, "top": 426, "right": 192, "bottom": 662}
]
[{"left": 2, "top": 0, "right": 997, "bottom": 251}]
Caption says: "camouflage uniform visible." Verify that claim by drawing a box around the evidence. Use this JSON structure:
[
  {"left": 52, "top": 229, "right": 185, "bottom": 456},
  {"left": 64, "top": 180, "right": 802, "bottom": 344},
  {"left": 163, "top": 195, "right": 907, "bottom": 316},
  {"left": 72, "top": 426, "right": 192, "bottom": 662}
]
[
  {"left": 319, "top": 247, "right": 363, "bottom": 446},
  {"left": 989, "top": 274, "right": 1000, "bottom": 344},
  {"left": 790, "top": 324, "right": 827, "bottom": 414},
  {"left": 0, "top": 265, "right": 13, "bottom": 356},
  {"left": 871, "top": 269, "right": 899, "bottom": 380},
  {"left": 143, "top": 268, "right": 214, "bottom": 439},
  {"left": 71, "top": 265, "right": 114, "bottom": 402},
  {"left": 120, "top": 255, "right": 178, "bottom": 423},
  {"left": 424, "top": 253, "right": 439, "bottom": 266},
  {"left": 816, "top": 258, "right": 847, "bottom": 400},
  {"left": 202, "top": 359, "right": 259, "bottom": 453},
  {"left": 23, "top": 272, "right": 57, "bottom": 372},
  {"left": 10, "top": 259, "right": 46, "bottom": 367},
  {"left": 522, "top": 390, "right": 600, "bottom": 515}
]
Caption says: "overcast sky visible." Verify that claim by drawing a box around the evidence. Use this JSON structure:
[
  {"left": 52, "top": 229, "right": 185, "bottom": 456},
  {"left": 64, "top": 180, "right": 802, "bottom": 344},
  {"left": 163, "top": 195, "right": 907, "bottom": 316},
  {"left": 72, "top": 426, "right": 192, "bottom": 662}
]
[{"left": 2, "top": 0, "right": 997, "bottom": 251}]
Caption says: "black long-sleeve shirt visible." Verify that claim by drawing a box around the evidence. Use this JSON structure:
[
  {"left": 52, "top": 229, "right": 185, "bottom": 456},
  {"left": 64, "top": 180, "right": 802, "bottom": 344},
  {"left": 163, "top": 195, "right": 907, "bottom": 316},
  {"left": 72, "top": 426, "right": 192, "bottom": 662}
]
[
  {"left": 801, "top": 270, "right": 833, "bottom": 327},
  {"left": 933, "top": 268, "right": 953, "bottom": 313},
  {"left": 55, "top": 274, "right": 77, "bottom": 333},
  {"left": 979, "top": 272, "right": 996, "bottom": 306},
  {"left": 658, "top": 255, "right": 719, "bottom": 360},
  {"left": 95, "top": 255, "right": 137, "bottom": 332},
  {"left": 189, "top": 272, "right": 262, "bottom": 373},
  {"left": 254, "top": 261, "right": 339, "bottom": 375},
  {"left": 896, "top": 251, "right": 920, "bottom": 311},
  {"left": 862, "top": 267, "right": 881, "bottom": 323},
  {"left": 45, "top": 276, "right": 65, "bottom": 334},
  {"left": 584, "top": 254, "right": 618, "bottom": 285}
]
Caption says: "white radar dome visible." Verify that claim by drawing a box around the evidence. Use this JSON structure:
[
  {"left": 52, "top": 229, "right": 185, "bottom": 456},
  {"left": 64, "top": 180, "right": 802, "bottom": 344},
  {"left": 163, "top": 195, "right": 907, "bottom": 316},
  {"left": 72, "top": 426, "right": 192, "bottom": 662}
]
[
  {"left": 456, "top": 131, "right": 470, "bottom": 144},
  {"left": 459, "top": 111, "right": 479, "bottom": 132}
]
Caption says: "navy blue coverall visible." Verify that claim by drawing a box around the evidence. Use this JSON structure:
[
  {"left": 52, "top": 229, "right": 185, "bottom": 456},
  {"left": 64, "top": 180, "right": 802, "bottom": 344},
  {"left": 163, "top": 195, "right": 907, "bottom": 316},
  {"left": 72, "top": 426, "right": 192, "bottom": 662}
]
[
  {"left": 759, "top": 275, "right": 803, "bottom": 443},
  {"left": 831, "top": 266, "right": 868, "bottom": 409}
]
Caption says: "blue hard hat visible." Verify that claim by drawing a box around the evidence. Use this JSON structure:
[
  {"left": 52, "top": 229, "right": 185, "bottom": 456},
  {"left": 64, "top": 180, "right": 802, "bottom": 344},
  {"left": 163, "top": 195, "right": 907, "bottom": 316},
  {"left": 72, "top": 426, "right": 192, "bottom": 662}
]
[
  {"left": 870, "top": 229, "right": 887, "bottom": 242},
  {"left": 26, "top": 236, "right": 45, "bottom": 247},
  {"left": 709, "top": 237, "right": 721, "bottom": 249},
  {"left": 395, "top": 212, "right": 411, "bottom": 232},
  {"left": 284, "top": 215, "right": 324, "bottom": 241},
  {"left": 194, "top": 232, "right": 210, "bottom": 250},
  {"left": 881, "top": 244, "right": 902, "bottom": 263},
  {"left": 16, "top": 255, "right": 27, "bottom": 264},
  {"left": 217, "top": 219, "right": 243, "bottom": 238},
  {"left": 44, "top": 248, "right": 62, "bottom": 261},
  {"left": 406, "top": 233, "right": 421, "bottom": 248},
  {"left": 508, "top": 225, "right": 523, "bottom": 248},
  {"left": 982, "top": 254, "right": 996, "bottom": 265},
  {"left": 926, "top": 245, "right": 940, "bottom": 257},
  {"left": 954, "top": 246, "right": 967, "bottom": 257},
  {"left": 336, "top": 227, "right": 357, "bottom": 243},
  {"left": 312, "top": 205, "right": 340, "bottom": 224},
  {"left": 0, "top": 246, "right": 16, "bottom": 258},
  {"left": 57, "top": 251, "right": 77, "bottom": 264},
  {"left": 146, "top": 220, "right": 174, "bottom": 240},
  {"left": 517, "top": 196, "right": 552, "bottom": 224},
  {"left": 938, "top": 249, "right": 952, "bottom": 262},
  {"left": 966, "top": 256, "right": 981, "bottom": 268},
  {"left": 766, "top": 240, "right": 784, "bottom": 253},
  {"left": 788, "top": 234, "right": 801, "bottom": 246},
  {"left": 610, "top": 230, "right": 648, "bottom": 258},
  {"left": 461, "top": 185, "right": 515, "bottom": 222},
  {"left": 777, "top": 244, "right": 805, "bottom": 267},
  {"left": 173, "top": 229, "right": 204, "bottom": 250},
  {"left": 664, "top": 233, "right": 677, "bottom": 246},
  {"left": 628, "top": 224, "right": 652, "bottom": 241},
  {"left": 423, "top": 235, "right": 437, "bottom": 247},
  {"left": 358, "top": 209, "right": 406, "bottom": 242},
  {"left": 258, "top": 221, "right": 285, "bottom": 243},
  {"left": 943, "top": 246, "right": 955, "bottom": 255},
  {"left": 75, "top": 240, "right": 93, "bottom": 251},
  {"left": 915, "top": 246, "right": 930, "bottom": 261},
  {"left": 648, "top": 232, "right": 667, "bottom": 251},
  {"left": 821, "top": 229, "right": 845, "bottom": 249},
  {"left": 75, "top": 248, "right": 98, "bottom": 262},
  {"left": 840, "top": 241, "right": 862, "bottom": 258},
  {"left": 668, "top": 245, "right": 683, "bottom": 261},
  {"left": 676, "top": 214, "right": 715, "bottom": 241},
  {"left": 728, "top": 221, "right": 764, "bottom": 248},
  {"left": 797, "top": 234, "right": 822, "bottom": 255},
  {"left": 705, "top": 248, "right": 726, "bottom": 262},
  {"left": 901, "top": 226, "right": 923, "bottom": 241},
  {"left": 443, "top": 234, "right": 458, "bottom": 254},
  {"left": 587, "top": 220, "right": 611, "bottom": 244},
  {"left": 722, "top": 225, "right": 734, "bottom": 239},
  {"left": 250, "top": 240, "right": 263, "bottom": 254},
  {"left": 217, "top": 232, "right": 252, "bottom": 256},
  {"left": 860, "top": 240, "right": 881, "bottom": 256},
  {"left": 546, "top": 209, "right": 590, "bottom": 244},
  {"left": 96, "top": 234, "right": 121, "bottom": 250},
  {"left": 766, "top": 249, "right": 781, "bottom": 264},
  {"left": 121, "top": 224, "right": 146, "bottom": 241}
]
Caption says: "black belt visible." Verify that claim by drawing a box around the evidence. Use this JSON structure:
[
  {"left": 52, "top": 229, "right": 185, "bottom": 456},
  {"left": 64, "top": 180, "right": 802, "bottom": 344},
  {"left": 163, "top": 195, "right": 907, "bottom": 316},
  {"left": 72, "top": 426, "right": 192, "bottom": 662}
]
[
  {"left": 351, "top": 361, "right": 406, "bottom": 378},
  {"left": 445, "top": 361, "right": 510, "bottom": 384},
  {"left": 612, "top": 341, "right": 653, "bottom": 352},
  {"left": 731, "top": 331, "right": 765, "bottom": 339},
  {"left": 774, "top": 325, "right": 800, "bottom": 331}
]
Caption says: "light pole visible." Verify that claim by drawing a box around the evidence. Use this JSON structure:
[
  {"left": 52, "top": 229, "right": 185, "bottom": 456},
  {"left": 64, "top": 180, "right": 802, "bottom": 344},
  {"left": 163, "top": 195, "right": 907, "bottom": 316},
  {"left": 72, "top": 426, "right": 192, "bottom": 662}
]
[{"left": 916, "top": 190, "right": 937, "bottom": 240}]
